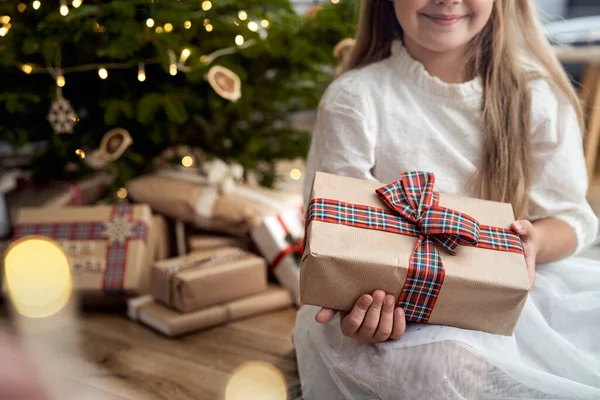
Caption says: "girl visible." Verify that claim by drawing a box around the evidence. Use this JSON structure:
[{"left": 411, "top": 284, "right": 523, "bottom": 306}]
[{"left": 294, "top": 0, "right": 600, "bottom": 399}]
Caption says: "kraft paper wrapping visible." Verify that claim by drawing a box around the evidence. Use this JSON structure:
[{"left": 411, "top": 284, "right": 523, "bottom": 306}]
[
  {"left": 6, "top": 173, "right": 114, "bottom": 222},
  {"left": 250, "top": 209, "right": 304, "bottom": 306},
  {"left": 126, "top": 174, "right": 302, "bottom": 236},
  {"left": 128, "top": 285, "right": 294, "bottom": 337},
  {"left": 8, "top": 204, "right": 153, "bottom": 297},
  {"left": 188, "top": 233, "right": 251, "bottom": 252},
  {"left": 151, "top": 246, "right": 267, "bottom": 313},
  {"left": 300, "top": 172, "right": 530, "bottom": 336},
  {"left": 137, "top": 214, "right": 170, "bottom": 295},
  {"left": 151, "top": 214, "right": 170, "bottom": 261}
]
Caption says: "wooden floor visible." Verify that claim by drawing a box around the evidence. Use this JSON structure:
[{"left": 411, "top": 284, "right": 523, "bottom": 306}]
[{"left": 0, "top": 304, "right": 299, "bottom": 400}]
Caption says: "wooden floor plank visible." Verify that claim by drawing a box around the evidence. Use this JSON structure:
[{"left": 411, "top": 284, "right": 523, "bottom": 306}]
[{"left": 0, "top": 305, "right": 299, "bottom": 399}]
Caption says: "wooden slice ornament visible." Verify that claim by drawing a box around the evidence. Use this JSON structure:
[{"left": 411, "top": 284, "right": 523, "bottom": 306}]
[
  {"left": 99, "top": 128, "right": 133, "bottom": 162},
  {"left": 84, "top": 128, "right": 133, "bottom": 170},
  {"left": 207, "top": 66, "right": 242, "bottom": 102}
]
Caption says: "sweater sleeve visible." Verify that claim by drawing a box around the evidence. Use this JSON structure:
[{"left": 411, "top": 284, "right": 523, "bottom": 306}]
[
  {"left": 527, "top": 80, "right": 599, "bottom": 254},
  {"left": 303, "top": 72, "right": 378, "bottom": 208}
]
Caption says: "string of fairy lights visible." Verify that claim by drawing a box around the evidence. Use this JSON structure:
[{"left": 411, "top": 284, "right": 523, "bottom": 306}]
[
  {"left": 0, "top": 0, "right": 339, "bottom": 189},
  {"left": 1, "top": 0, "right": 342, "bottom": 87}
]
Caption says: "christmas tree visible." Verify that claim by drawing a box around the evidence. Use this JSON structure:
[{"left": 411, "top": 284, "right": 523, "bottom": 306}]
[{"left": 0, "top": 0, "right": 358, "bottom": 195}]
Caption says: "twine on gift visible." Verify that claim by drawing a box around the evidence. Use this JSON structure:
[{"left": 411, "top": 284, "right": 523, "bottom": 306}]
[{"left": 305, "top": 171, "right": 524, "bottom": 323}]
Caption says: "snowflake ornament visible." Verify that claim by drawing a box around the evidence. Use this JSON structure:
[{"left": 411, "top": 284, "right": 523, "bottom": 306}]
[
  {"left": 101, "top": 215, "right": 136, "bottom": 246},
  {"left": 48, "top": 97, "right": 78, "bottom": 134}
]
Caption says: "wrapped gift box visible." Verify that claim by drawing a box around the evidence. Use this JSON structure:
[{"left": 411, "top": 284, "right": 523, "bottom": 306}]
[
  {"left": 126, "top": 174, "right": 302, "bottom": 236},
  {"left": 188, "top": 233, "right": 251, "bottom": 253},
  {"left": 250, "top": 209, "right": 304, "bottom": 305},
  {"left": 7, "top": 203, "right": 153, "bottom": 297},
  {"left": 6, "top": 173, "right": 114, "bottom": 223},
  {"left": 300, "top": 172, "right": 530, "bottom": 336},
  {"left": 128, "top": 285, "right": 293, "bottom": 337},
  {"left": 150, "top": 247, "right": 267, "bottom": 313}
]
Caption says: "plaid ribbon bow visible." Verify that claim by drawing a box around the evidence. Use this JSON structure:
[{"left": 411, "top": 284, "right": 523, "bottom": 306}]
[
  {"left": 376, "top": 172, "right": 482, "bottom": 322},
  {"left": 306, "top": 171, "right": 524, "bottom": 324}
]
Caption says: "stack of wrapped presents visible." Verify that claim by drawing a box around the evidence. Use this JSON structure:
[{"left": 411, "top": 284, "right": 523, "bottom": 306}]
[{"left": 1, "top": 154, "right": 305, "bottom": 337}]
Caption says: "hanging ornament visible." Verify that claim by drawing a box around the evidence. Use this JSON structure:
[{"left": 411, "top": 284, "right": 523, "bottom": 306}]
[
  {"left": 207, "top": 65, "right": 241, "bottom": 102},
  {"left": 84, "top": 128, "right": 133, "bottom": 170},
  {"left": 47, "top": 88, "right": 78, "bottom": 134},
  {"left": 333, "top": 38, "right": 356, "bottom": 73}
]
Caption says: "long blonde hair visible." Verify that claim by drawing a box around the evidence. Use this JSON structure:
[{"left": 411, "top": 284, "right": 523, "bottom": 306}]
[{"left": 340, "top": 0, "right": 584, "bottom": 218}]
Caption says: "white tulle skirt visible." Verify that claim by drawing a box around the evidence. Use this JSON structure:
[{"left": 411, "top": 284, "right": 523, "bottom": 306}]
[{"left": 293, "top": 256, "right": 600, "bottom": 400}]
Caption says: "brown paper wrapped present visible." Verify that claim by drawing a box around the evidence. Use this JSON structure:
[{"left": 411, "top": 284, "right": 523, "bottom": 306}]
[
  {"left": 151, "top": 247, "right": 267, "bottom": 313},
  {"left": 300, "top": 172, "right": 530, "bottom": 336},
  {"left": 127, "top": 285, "right": 293, "bottom": 337},
  {"left": 6, "top": 173, "right": 114, "bottom": 222},
  {"left": 188, "top": 233, "right": 251, "bottom": 252},
  {"left": 126, "top": 174, "right": 302, "bottom": 236},
  {"left": 8, "top": 203, "right": 153, "bottom": 297}
]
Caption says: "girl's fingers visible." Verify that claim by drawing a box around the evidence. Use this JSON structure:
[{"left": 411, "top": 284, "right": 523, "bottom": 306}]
[
  {"left": 357, "top": 290, "right": 385, "bottom": 340},
  {"left": 372, "top": 294, "right": 395, "bottom": 342},
  {"left": 389, "top": 307, "right": 406, "bottom": 340},
  {"left": 512, "top": 220, "right": 534, "bottom": 236},
  {"left": 315, "top": 308, "right": 337, "bottom": 324},
  {"left": 340, "top": 294, "right": 373, "bottom": 337}
]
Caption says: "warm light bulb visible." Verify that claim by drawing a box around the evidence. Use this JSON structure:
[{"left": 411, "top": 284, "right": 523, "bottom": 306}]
[
  {"left": 290, "top": 169, "right": 302, "bottom": 181},
  {"left": 117, "top": 187, "right": 128, "bottom": 199},
  {"left": 248, "top": 21, "right": 258, "bottom": 32},
  {"left": 17, "top": 3, "right": 27, "bottom": 13},
  {"left": 331, "top": 0, "right": 340, "bottom": 3},
  {"left": 146, "top": 18, "right": 155, "bottom": 28},
  {"left": 21, "top": 64, "right": 33, "bottom": 74},
  {"left": 238, "top": 10, "right": 247, "bottom": 21},
  {"left": 138, "top": 62, "right": 146, "bottom": 82},
  {"left": 60, "top": 4, "right": 69, "bottom": 16},
  {"left": 164, "top": 22, "right": 173, "bottom": 32},
  {"left": 184, "top": 20, "right": 192, "bottom": 29},
  {"left": 169, "top": 64, "right": 177, "bottom": 76},
  {"left": 200, "top": 55, "right": 207, "bottom": 63},
  {"left": 0, "top": 16, "right": 11, "bottom": 24},
  {"left": 98, "top": 67, "right": 108, "bottom": 79},
  {"left": 33, "top": 1, "right": 41, "bottom": 10},
  {"left": 235, "top": 35, "right": 244, "bottom": 46},
  {"left": 72, "top": 0, "right": 82, "bottom": 8},
  {"left": 205, "top": 23, "right": 213, "bottom": 32},
  {"left": 201, "top": 1, "right": 212, "bottom": 11},
  {"left": 57, "top": 75, "right": 65, "bottom": 87},
  {"left": 155, "top": 26, "right": 164, "bottom": 33},
  {"left": 203, "top": 18, "right": 210, "bottom": 26},
  {"left": 0, "top": 27, "right": 8, "bottom": 37},
  {"left": 180, "top": 48, "right": 191, "bottom": 63},
  {"left": 261, "top": 19, "right": 269, "bottom": 28},
  {"left": 75, "top": 149, "right": 85, "bottom": 159},
  {"left": 181, "top": 156, "right": 193, "bottom": 167},
  {"left": 4, "top": 238, "right": 72, "bottom": 319}
]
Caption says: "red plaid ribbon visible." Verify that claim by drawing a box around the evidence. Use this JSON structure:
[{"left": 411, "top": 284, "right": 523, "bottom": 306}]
[
  {"left": 306, "top": 172, "right": 524, "bottom": 323},
  {"left": 13, "top": 203, "right": 148, "bottom": 293},
  {"left": 269, "top": 214, "right": 303, "bottom": 271}
]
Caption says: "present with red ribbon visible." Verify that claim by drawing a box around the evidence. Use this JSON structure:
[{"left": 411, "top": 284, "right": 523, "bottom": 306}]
[
  {"left": 250, "top": 208, "right": 304, "bottom": 305},
  {"left": 6, "top": 203, "right": 154, "bottom": 299},
  {"left": 300, "top": 172, "right": 530, "bottom": 336}
]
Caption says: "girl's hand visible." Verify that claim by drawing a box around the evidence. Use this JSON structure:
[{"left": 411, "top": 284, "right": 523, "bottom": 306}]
[
  {"left": 511, "top": 220, "right": 538, "bottom": 288},
  {"left": 315, "top": 290, "right": 406, "bottom": 343}
]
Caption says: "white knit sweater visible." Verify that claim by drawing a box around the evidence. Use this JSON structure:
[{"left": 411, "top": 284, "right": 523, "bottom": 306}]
[{"left": 303, "top": 40, "right": 598, "bottom": 254}]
